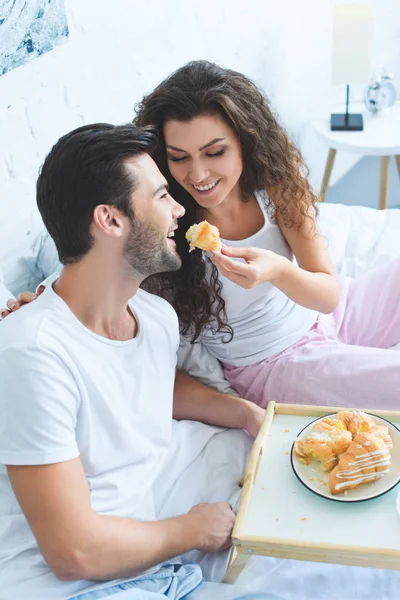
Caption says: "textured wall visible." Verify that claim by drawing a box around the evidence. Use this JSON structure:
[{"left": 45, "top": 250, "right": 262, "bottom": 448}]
[{"left": 1, "top": 0, "right": 399, "bottom": 291}]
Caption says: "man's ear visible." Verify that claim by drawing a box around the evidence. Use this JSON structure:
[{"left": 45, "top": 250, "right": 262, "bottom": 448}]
[{"left": 92, "top": 205, "right": 125, "bottom": 238}]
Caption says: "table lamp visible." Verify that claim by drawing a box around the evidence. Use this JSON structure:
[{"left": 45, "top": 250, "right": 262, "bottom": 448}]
[{"left": 331, "top": 3, "right": 373, "bottom": 131}]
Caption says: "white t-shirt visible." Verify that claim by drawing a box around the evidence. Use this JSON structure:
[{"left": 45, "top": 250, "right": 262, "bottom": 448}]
[
  {"left": 200, "top": 191, "right": 318, "bottom": 366},
  {"left": 0, "top": 284, "right": 179, "bottom": 600}
]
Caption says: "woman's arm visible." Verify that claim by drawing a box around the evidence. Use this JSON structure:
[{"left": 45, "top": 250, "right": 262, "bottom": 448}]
[
  {"left": 211, "top": 209, "right": 340, "bottom": 314},
  {"left": 276, "top": 211, "right": 340, "bottom": 313}
]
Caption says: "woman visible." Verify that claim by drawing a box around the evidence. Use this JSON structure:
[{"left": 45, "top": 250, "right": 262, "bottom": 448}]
[{"left": 134, "top": 60, "right": 400, "bottom": 409}]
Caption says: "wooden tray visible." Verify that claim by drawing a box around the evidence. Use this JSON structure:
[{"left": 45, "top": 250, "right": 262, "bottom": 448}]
[{"left": 223, "top": 402, "right": 400, "bottom": 583}]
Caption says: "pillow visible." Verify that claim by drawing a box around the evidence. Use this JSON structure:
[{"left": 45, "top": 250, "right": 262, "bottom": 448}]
[
  {"left": 23, "top": 230, "right": 61, "bottom": 282},
  {"left": 177, "top": 335, "right": 238, "bottom": 396}
]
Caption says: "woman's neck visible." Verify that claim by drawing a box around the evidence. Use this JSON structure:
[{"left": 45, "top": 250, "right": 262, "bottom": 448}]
[{"left": 205, "top": 191, "right": 264, "bottom": 241}]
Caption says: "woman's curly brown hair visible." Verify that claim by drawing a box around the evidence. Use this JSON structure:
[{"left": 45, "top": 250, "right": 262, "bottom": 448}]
[{"left": 134, "top": 60, "right": 317, "bottom": 343}]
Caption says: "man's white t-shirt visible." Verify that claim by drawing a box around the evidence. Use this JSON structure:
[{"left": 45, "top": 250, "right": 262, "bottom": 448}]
[{"left": 0, "top": 284, "right": 179, "bottom": 600}]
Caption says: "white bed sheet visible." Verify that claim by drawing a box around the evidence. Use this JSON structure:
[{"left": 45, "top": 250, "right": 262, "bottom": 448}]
[{"left": 2, "top": 203, "right": 400, "bottom": 598}]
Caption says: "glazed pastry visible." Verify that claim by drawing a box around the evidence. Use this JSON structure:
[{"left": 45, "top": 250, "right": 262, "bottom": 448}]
[
  {"left": 335, "top": 410, "right": 375, "bottom": 437},
  {"left": 320, "top": 416, "right": 348, "bottom": 431},
  {"left": 370, "top": 425, "right": 393, "bottom": 449},
  {"left": 328, "top": 432, "right": 391, "bottom": 495},
  {"left": 185, "top": 220, "right": 222, "bottom": 252},
  {"left": 294, "top": 427, "right": 352, "bottom": 472},
  {"left": 294, "top": 410, "right": 393, "bottom": 494}
]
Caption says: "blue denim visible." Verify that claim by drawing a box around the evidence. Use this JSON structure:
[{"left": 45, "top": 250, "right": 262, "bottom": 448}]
[{"left": 70, "top": 562, "right": 270, "bottom": 600}]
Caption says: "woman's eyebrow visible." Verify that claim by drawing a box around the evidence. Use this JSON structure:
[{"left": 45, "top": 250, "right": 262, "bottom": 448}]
[
  {"left": 166, "top": 137, "right": 226, "bottom": 153},
  {"left": 199, "top": 137, "right": 225, "bottom": 151}
]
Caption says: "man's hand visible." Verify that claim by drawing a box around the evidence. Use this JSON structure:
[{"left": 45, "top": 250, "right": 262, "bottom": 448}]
[
  {"left": 0, "top": 286, "right": 44, "bottom": 319},
  {"left": 187, "top": 502, "right": 236, "bottom": 552}
]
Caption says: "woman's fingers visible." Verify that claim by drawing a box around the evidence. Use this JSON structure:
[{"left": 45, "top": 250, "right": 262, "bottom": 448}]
[
  {"left": 221, "top": 246, "right": 258, "bottom": 260},
  {"left": 1, "top": 291, "right": 40, "bottom": 320},
  {"left": 211, "top": 252, "right": 251, "bottom": 277},
  {"left": 1, "top": 298, "right": 17, "bottom": 319},
  {"left": 16, "top": 291, "right": 37, "bottom": 305},
  {"left": 214, "top": 262, "right": 250, "bottom": 288},
  {"left": 3, "top": 292, "right": 37, "bottom": 315},
  {"left": 6, "top": 298, "right": 17, "bottom": 311}
]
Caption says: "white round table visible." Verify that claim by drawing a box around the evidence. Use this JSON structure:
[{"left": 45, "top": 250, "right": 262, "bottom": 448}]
[{"left": 312, "top": 104, "right": 400, "bottom": 209}]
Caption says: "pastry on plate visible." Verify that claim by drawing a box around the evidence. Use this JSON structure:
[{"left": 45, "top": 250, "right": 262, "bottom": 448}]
[
  {"left": 370, "top": 425, "right": 393, "bottom": 449},
  {"left": 335, "top": 410, "right": 376, "bottom": 437},
  {"left": 293, "top": 409, "right": 393, "bottom": 496},
  {"left": 294, "top": 427, "right": 352, "bottom": 472},
  {"left": 328, "top": 432, "right": 391, "bottom": 495},
  {"left": 294, "top": 410, "right": 391, "bottom": 470},
  {"left": 185, "top": 220, "right": 222, "bottom": 252}
]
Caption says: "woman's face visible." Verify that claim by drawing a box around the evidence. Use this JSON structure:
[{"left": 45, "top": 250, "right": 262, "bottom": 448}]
[{"left": 164, "top": 114, "right": 244, "bottom": 211}]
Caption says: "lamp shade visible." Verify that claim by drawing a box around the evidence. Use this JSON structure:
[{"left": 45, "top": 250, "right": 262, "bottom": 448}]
[{"left": 332, "top": 4, "right": 373, "bottom": 85}]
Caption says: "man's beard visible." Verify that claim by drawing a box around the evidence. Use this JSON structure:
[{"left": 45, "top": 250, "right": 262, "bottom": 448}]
[{"left": 123, "top": 218, "right": 181, "bottom": 279}]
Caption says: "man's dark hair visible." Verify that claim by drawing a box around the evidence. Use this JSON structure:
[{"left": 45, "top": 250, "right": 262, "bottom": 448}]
[{"left": 37, "top": 123, "right": 158, "bottom": 264}]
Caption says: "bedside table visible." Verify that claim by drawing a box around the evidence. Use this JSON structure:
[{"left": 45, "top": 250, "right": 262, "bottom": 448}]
[{"left": 312, "top": 105, "right": 400, "bottom": 209}]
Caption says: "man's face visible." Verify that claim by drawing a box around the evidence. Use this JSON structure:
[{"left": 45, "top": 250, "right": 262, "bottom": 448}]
[{"left": 123, "top": 154, "right": 185, "bottom": 279}]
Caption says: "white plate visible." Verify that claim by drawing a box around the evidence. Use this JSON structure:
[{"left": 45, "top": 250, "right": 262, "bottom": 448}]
[{"left": 290, "top": 413, "right": 400, "bottom": 503}]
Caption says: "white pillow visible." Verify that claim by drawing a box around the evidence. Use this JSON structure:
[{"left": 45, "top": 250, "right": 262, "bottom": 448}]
[
  {"left": 23, "top": 230, "right": 61, "bottom": 281},
  {"left": 177, "top": 335, "right": 237, "bottom": 396}
]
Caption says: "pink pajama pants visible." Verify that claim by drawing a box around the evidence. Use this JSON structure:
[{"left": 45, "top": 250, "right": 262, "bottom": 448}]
[{"left": 224, "top": 257, "right": 400, "bottom": 410}]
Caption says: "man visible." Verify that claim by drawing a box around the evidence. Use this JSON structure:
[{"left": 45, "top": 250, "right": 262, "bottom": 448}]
[{"left": 0, "top": 123, "right": 267, "bottom": 600}]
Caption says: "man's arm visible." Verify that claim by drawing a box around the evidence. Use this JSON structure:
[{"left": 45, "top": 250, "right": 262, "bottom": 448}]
[
  {"left": 173, "top": 369, "right": 265, "bottom": 439},
  {"left": 8, "top": 459, "right": 235, "bottom": 582},
  {"left": 0, "top": 345, "right": 235, "bottom": 583}
]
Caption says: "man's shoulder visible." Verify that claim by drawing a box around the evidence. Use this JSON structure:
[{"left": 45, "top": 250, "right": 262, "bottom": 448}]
[
  {"left": 0, "top": 290, "right": 62, "bottom": 352},
  {"left": 134, "top": 289, "right": 178, "bottom": 321}
]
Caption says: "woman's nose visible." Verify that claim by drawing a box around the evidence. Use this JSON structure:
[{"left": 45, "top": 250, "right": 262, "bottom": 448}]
[{"left": 189, "top": 161, "right": 209, "bottom": 184}]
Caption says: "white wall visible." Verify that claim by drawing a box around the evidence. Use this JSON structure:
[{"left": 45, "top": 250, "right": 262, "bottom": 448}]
[{"left": 1, "top": 0, "right": 399, "bottom": 292}]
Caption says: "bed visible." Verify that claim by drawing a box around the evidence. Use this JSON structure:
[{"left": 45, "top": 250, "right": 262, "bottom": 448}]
[{"left": 2, "top": 202, "right": 400, "bottom": 599}]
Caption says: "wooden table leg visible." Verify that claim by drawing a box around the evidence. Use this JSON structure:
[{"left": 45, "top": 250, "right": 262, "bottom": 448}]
[
  {"left": 379, "top": 156, "right": 390, "bottom": 210},
  {"left": 395, "top": 155, "right": 400, "bottom": 179},
  {"left": 222, "top": 546, "right": 252, "bottom": 584},
  {"left": 319, "top": 148, "right": 336, "bottom": 203}
]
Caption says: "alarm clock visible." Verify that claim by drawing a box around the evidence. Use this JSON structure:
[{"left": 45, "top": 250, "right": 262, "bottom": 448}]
[{"left": 365, "top": 70, "right": 397, "bottom": 114}]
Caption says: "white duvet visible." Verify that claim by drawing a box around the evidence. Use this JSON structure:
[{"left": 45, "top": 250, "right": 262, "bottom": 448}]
[{"left": 2, "top": 202, "right": 400, "bottom": 599}]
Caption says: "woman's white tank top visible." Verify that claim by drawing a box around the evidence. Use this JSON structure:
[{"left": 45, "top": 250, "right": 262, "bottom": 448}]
[{"left": 199, "top": 191, "right": 318, "bottom": 367}]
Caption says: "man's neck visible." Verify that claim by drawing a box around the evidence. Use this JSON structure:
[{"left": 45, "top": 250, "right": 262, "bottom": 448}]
[{"left": 54, "top": 251, "right": 141, "bottom": 341}]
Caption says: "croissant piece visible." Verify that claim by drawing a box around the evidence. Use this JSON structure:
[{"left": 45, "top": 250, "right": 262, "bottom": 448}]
[
  {"left": 185, "top": 221, "right": 222, "bottom": 252},
  {"left": 335, "top": 410, "right": 375, "bottom": 437},
  {"left": 328, "top": 432, "right": 391, "bottom": 495},
  {"left": 370, "top": 425, "right": 393, "bottom": 449},
  {"left": 320, "top": 416, "right": 348, "bottom": 431},
  {"left": 294, "top": 410, "right": 393, "bottom": 495},
  {"left": 294, "top": 429, "right": 352, "bottom": 472}
]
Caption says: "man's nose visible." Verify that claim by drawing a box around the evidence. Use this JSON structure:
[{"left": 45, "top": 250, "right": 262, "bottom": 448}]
[{"left": 173, "top": 199, "right": 185, "bottom": 219}]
